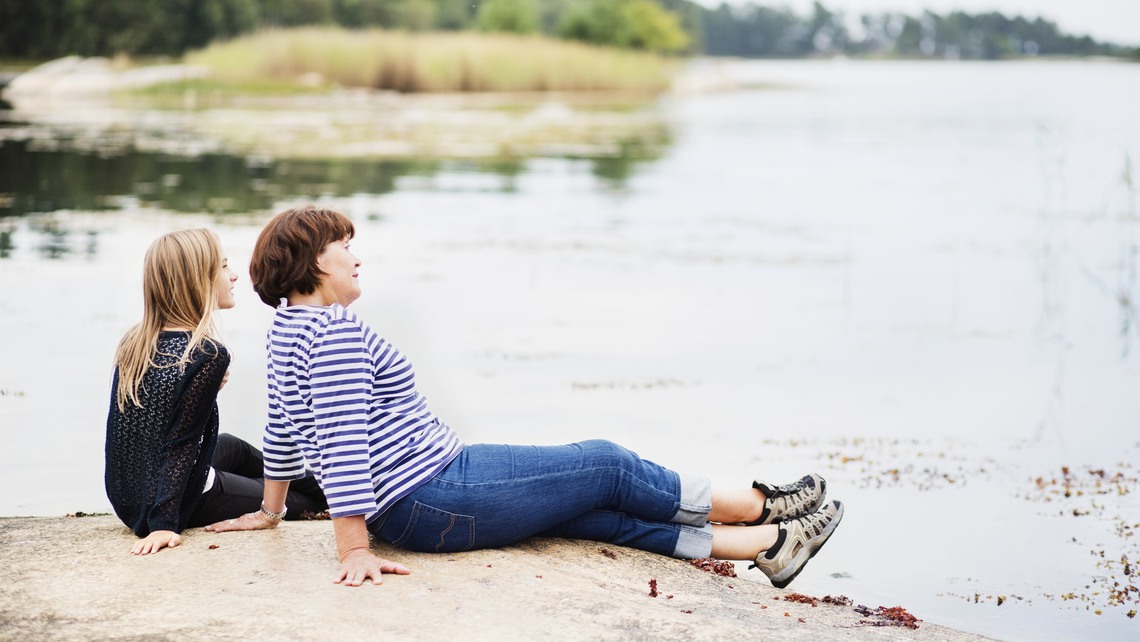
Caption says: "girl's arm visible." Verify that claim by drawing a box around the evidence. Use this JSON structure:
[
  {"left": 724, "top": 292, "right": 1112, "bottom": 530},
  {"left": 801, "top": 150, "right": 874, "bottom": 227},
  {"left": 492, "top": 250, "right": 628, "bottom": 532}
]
[
  {"left": 144, "top": 347, "right": 231, "bottom": 538},
  {"left": 131, "top": 530, "right": 182, "bottom": 555}
]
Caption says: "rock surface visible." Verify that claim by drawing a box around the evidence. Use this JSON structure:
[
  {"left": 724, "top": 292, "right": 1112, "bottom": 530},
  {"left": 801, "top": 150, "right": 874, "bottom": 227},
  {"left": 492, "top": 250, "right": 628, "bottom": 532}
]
[
  {"left": 3, "top": 56, "right": 209, "bottom": 96},
  {"left": 0, "top": 516, "right": 994, "bottom": 641}
]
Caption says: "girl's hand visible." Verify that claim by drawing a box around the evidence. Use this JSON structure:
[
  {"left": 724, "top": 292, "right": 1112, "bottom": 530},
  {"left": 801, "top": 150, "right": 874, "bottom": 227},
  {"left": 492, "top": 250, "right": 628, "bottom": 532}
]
[
  {"left": 219, "top": 368, "right": 230, "bottom": 390},
  {"left": 132, "top": 530, "right": 182, "bottom": 555},
  {"left": 334, "top": 548, "right": 411, "bottom": 586},
  {"left": 204, "top": 510, "right": 279, "bottom": 533}
]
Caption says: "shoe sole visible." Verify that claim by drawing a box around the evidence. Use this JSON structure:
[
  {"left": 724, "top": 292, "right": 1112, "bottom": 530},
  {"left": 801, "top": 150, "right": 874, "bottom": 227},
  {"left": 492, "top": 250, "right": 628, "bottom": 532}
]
[{"left": 769, "top": 500, "right": 844, "bottom": 589}]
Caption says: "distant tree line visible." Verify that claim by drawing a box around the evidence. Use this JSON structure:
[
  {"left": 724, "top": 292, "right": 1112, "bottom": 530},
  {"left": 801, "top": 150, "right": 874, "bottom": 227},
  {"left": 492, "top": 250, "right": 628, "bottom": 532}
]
[
  {"left": 0, "top": 0, "right": 1134, "bottom": 60},
  {"left": 698, "top": 1, "right": 1136, "bottom": 59}
]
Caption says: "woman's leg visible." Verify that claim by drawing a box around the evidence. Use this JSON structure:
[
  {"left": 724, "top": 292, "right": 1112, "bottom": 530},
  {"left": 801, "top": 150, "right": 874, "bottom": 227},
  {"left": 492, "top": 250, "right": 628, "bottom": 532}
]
[
  {"left": 537, "top": 510, "right": 779, "bottom": 561},
  {"left": 709, "top": 523, "right": 779, "bottom": 559},
  {"left": 709, "top": 487, "right": 765, "bottom": 524},
  {"left": 538, "top": 510, "right": 714, "bottom": 559},
  {"left": 370, "top": 439, "right": 837, "bottom": 572},
  {"left": 371, "top": 440, "right": 712, "bottom": 555}
]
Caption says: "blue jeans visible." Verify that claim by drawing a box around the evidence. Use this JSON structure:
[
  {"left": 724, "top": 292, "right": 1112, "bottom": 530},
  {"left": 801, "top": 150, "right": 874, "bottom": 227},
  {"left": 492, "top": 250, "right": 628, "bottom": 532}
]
[{"left": 368, "top": 440, "right": 713, "bottom": 559}]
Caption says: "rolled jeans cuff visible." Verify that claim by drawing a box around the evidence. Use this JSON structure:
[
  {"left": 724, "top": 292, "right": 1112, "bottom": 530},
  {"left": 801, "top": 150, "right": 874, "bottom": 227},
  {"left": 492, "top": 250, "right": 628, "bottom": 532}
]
[
  {"left": 674, "top": 472, "right": 712, "bottom": 527},
  {"left": 672, "top": 522, "right": 714, "bottom": 559}
]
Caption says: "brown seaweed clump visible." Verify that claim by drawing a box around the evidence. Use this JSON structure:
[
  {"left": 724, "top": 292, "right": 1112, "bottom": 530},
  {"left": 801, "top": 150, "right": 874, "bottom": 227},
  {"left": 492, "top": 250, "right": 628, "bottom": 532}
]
[
  {"left": 688, "top": 557, "right": 737, "bottom": 577},
  {"left": 854, "top": 605, "right": 922, "bottom": 629},
  {"left": 781, "top": 593, "right": 818, "bottom": 606}
]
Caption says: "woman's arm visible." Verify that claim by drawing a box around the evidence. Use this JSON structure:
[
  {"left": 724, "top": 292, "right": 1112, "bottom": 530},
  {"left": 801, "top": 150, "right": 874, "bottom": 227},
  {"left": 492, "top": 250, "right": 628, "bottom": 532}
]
[
  {"left": 332, "top": 515, "right": 410, "bottom": 586},
  {"left": 204, "top": 479, "right": 290, "bottom": 532}
]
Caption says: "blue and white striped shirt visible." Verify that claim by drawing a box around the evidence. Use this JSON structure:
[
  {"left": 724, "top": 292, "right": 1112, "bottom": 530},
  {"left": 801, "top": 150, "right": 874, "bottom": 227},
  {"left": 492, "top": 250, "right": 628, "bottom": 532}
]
[{"left": 262, "top": 304, "right": 462, "bottom": 521}]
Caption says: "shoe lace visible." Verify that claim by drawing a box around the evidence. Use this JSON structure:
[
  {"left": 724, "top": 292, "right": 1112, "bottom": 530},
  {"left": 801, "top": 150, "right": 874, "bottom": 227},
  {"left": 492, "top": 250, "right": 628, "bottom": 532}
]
[
  {"left": 769, "top": 475, "right": 813, "bottom": 498},
  {"left": 796, "top": 504, "right": 835, "bottom": 538}
]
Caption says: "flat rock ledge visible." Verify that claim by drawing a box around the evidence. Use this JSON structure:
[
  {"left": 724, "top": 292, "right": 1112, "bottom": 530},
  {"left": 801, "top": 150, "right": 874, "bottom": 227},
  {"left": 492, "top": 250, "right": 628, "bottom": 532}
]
[{"left": 0, "top": 516, "right": 991, "bottom": 641}]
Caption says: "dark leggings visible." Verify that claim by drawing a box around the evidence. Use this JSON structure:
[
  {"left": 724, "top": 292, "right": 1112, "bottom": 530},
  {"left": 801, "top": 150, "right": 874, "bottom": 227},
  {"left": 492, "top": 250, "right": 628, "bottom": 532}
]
[{"left": 187, "top": 433, "right": 328, "bottom": 527}]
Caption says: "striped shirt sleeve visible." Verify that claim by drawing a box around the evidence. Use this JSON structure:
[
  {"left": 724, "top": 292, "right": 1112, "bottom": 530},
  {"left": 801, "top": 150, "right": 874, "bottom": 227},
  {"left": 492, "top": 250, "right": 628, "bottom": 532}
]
[
  {"left": 306, "top": 318, "right": 380, "bottom": 518},
  {"left": 262, "top": 386, "right": 304, "bottom": 481}
]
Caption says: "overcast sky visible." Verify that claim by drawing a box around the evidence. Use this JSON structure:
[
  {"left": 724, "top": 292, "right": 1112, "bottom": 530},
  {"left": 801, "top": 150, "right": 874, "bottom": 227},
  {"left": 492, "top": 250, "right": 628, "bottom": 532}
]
[{"left": 699, "top": 1, "right": 1140, "bottom": 46}]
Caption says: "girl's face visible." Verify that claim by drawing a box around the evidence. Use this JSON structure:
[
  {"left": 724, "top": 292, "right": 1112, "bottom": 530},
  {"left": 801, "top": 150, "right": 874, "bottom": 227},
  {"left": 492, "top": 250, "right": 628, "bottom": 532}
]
[
  {"left": 315, "top": 237, "right": 362, "bottom": 307},
  {"left": 216, "top": 258, "right": 238, "bottom": 309}
]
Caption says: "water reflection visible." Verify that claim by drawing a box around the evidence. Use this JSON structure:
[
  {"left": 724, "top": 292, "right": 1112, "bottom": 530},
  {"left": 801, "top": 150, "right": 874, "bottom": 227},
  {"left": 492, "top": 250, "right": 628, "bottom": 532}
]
[
  {"left": 0, "top": 138, "right": 660, "bottom": 222},
  {"left": 1118, "top": 153, "right": 1138, "bottom": 358},
  {"left": 0, "top": 223, "right": 13, "bottom": 258}
]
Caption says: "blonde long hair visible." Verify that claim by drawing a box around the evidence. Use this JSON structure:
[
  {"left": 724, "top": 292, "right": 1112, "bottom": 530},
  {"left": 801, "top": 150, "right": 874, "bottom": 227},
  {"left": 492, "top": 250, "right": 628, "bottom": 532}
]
[{"left": 114, "top": 228, "right": 225, "bottom": 411}]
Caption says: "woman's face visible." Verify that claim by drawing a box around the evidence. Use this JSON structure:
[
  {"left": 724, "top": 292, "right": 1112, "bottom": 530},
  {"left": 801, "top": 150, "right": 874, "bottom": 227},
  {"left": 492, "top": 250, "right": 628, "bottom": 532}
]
[
  {"left": 316, "top": 237, "right": 362, "bottom": 307},
  {"left": 215, "top": 258, "right": 238, "bottom": 309}
]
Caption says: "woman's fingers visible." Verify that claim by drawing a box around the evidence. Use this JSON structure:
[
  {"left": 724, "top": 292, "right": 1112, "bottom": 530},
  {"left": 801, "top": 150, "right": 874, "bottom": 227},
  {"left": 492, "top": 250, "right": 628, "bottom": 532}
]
[
  {"left": 204, "top": 518, "right": 232, "bottom": 532},
  {"left": 378, "top": 558, "right": 411, "bottom": 575},
  {"left": 333, "top": 551, "right": 407, "bottom": 586},
  {"left": 205, "top": 512, "right": 273, "bottom": 532},
  {"left": 334, "top": 568, "right": 376, "bottom": 586}
]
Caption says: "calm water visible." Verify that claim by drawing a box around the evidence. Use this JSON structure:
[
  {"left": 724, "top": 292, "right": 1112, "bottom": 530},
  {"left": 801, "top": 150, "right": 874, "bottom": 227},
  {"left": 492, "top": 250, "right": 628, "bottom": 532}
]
[{"left": 1, "top": 59, "right": 1138, "bottom": 641}]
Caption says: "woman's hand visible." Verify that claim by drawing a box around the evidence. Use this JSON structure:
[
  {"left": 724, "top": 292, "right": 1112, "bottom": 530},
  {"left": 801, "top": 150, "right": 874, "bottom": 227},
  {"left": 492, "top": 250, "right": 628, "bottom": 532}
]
[
  {"left": 219, "top": 368, "right": 230, "bottom": 390},
  {"left": 132, "top": 530, "right": 181, "bottom": 555},
  {"left": 334, "top": 548, "right": 411, "bottom": 587},
  {"left": 204, "top": 510, "right": 279, "bottom": 533}
]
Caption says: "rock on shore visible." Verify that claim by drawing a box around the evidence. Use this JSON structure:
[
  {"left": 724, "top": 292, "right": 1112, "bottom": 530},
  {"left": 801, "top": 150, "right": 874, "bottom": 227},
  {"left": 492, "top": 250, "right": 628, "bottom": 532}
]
[
  {"left": 2, "top": 56, "right": 209, "bottom": 96},
  {"left": 0, "top": 516, "right": 992, "bottom": 641}
]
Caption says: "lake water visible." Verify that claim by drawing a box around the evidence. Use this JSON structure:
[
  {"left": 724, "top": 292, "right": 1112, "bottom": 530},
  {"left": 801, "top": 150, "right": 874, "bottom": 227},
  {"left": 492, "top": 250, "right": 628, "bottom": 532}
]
[{"left": 1, "top": 59, "right": 1138, "bottom": 641}]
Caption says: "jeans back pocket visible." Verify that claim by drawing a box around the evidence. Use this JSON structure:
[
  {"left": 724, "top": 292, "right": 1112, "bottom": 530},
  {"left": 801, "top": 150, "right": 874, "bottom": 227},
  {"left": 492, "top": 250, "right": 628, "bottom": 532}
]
[{"left": 388, "top": 500, "right": 476, "bottom": 553}]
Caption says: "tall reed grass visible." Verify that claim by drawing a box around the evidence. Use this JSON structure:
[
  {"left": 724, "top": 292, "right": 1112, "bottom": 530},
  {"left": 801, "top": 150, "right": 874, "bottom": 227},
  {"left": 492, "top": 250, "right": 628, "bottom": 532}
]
[{"left": 186, "top": 28, "right": 677, "bottom": 94}]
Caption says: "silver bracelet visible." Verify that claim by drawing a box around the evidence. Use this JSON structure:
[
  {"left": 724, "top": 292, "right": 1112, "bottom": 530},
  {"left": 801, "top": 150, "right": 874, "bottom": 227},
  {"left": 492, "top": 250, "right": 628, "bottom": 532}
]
[{"left": 260, "top": 502, "right": 287, "bottom": 521}]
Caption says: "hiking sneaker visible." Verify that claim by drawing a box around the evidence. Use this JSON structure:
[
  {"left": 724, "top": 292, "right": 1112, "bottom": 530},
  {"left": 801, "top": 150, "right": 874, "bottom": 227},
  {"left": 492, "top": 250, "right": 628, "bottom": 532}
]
[
  {"left": 750, "top": 499, "right": 844, "bottom": 589},
  {"left": 748, "top": 473, "right": 827, "bottom": 526}
]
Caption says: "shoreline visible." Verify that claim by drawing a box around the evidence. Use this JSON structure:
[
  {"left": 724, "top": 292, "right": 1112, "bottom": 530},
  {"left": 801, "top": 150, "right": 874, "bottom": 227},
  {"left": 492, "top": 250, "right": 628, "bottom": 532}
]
[{"left": 0, "top": 515, "right": 995, "bottom": 641}]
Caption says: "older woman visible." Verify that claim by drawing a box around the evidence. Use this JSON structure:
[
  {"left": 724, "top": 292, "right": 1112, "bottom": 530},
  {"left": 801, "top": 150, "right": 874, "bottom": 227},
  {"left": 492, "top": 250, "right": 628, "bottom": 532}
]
[{"left": 207, "top": 206, "right": 843, "bottom": 589}]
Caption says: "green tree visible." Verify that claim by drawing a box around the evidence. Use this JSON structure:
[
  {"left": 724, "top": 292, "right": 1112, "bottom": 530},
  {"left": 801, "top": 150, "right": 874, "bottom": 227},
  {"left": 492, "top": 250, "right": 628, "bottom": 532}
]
[
  {"left": 331, "top": 0, "right": 394, "bottom": 28},
  {"left": 476, "top": 0, "right": 538, "bottom": 34},
  {"left": 558, "top": 0, "right": 630, "bottom": 47},
  {"left": 624, "top": 0, "right": 689, "bottom": 52},
  {"left": 433, "top": 0, "right": 477, "bottom": 30},
  {"left": 396, "top": 0, "right": 438, "bottom": 30},
  {"left": 260, "top": 0, "right": 333, "bottom": 26},
  {"left": 558, "top": 0, "right": 689, "bottom": 53},
  {"left": 184, "top": 0, "right": 259, "bottom": 50}
]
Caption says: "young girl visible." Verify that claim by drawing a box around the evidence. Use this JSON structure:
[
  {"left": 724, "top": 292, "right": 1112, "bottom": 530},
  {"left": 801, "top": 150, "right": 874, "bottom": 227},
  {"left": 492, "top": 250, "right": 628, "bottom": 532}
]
[
  {"left": 104, "top": 228, "right": 327, "bottom": 555},
  {"left": 209, "top": 207, "right": 844, "bottom": 589}
]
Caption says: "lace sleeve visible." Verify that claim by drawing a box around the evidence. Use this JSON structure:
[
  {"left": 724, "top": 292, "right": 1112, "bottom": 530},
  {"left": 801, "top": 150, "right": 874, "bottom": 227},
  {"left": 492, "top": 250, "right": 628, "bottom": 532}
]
[{"left": 145, "top": 344, "right": 231, "bottom": 533}]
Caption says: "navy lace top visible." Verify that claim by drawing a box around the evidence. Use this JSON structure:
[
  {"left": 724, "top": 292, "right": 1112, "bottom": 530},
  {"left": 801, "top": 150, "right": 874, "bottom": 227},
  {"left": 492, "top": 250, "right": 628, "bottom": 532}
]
[{"left": 104, "top": 332, "right": 230, "bottom": 537}]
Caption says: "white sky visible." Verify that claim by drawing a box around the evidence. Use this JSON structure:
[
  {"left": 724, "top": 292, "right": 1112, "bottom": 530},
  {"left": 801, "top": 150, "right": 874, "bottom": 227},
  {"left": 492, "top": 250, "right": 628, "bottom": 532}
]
[{"left": 699, "top": 1, "right": 1140, "bottom": 46}]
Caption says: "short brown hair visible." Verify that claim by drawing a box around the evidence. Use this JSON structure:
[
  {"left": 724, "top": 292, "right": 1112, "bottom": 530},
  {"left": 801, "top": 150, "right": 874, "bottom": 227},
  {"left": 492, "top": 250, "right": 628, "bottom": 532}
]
[{"left": 250, "top": 205, "right": 355, "bottom": 307}]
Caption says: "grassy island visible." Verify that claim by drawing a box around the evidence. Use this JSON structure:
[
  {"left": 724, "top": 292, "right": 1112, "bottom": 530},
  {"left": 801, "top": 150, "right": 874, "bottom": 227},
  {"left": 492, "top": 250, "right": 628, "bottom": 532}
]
[{"left": 184, "top": 28, "right": 677, "bottom": 95}]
